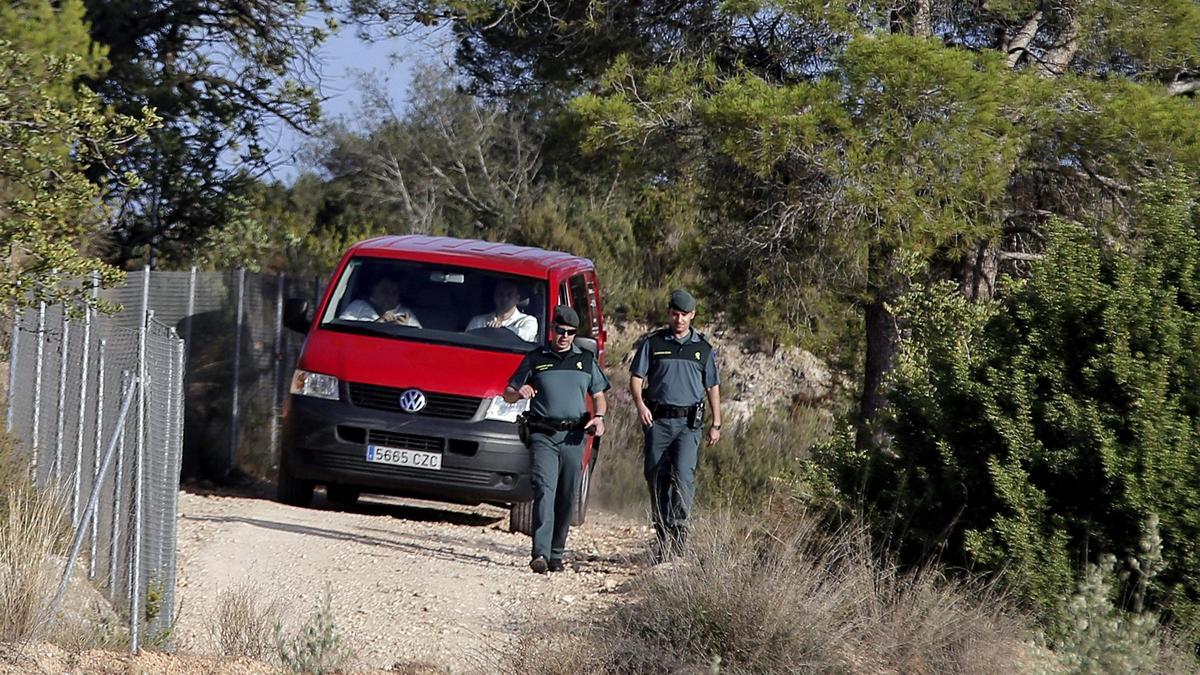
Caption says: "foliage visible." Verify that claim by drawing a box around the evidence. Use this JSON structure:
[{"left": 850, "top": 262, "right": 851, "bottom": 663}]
[
  {"left": 80, "top": 0, "right": 333, "bottom": 266},
  {"left": 274, "top": 585, "right": 351, "bottom": 674},
  {"left": 0, "top": 0, "right": 107, "bottom": 106},
  {"left": 840, "top": 180, "right": 1200, "bottom": 627},
  {"left": 210, "top": 583, "right": 285, "bottom": 662},
  {"left": 0, "top": 41, "right": 157, "bottom": 312},
  {"left": 250, "top": 66, "right": 701, "bottom": 318},
  {"left": 1054, "top": 532, "right": 1169, "bottom": 673}
]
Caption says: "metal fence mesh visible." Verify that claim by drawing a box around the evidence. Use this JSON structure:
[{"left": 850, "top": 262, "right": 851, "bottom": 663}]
[{"left": 3, "top": 267, "right": 321, "bottom": 652}]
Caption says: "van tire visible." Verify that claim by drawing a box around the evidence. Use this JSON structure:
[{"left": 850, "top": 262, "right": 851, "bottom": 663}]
[
  {"left": 277, "top": 464, "right": 314, "bottom": 507},
  {"left": 326, "top": 484, "right": 360, "bottom": 507},
  {"left": 571, "top": 449, "right": 597, "bottom": 526},
  {"left": 509, "top": 500, "right": 534, "bottom": 536}
]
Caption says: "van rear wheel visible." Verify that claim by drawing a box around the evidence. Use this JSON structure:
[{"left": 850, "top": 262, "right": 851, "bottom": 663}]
[
  {"left": 509, "top": 500, "right": 534, "bottom": 535},
  {"left": 276, "top": 463, "right": 314, "bottom": 507}
]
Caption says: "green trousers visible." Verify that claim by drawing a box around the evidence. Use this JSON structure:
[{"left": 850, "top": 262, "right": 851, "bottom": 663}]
[
  {"left": 643, "top": 417, "right": 700, "bottom": 539},
  {"left": 529, "top": 429, "right": 585, "bottom": 561}
]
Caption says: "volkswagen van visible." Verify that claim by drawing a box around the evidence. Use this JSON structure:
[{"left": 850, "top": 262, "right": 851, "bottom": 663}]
[{"left": 278, "top": 236, "right": 607, "bottom": 533}]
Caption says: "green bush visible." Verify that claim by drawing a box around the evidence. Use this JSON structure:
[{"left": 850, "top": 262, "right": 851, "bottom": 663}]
[
  {"left": 595, "top": 401, "right": 831, "bottom": 516},
  {"left": 832, "top": 178, "right": 1200, "bottom": 629},
  {"left": 275, "top": 585, "right": 351, "bottom": 674}
]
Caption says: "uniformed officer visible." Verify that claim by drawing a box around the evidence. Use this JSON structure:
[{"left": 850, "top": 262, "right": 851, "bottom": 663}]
[
  {"left": 504, "top": 305, "right": 610, "bottom": 574},
  {"left": 629, "top": 289, "right": 721, "bottom": 557}
]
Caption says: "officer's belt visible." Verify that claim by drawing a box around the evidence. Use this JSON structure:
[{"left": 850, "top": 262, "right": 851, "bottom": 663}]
[
  {"left": 526, "top": 415, "right": 587, "bottom": 431},
  {"left": 648, "top": 402, "right": 698, "bottom": 419}
]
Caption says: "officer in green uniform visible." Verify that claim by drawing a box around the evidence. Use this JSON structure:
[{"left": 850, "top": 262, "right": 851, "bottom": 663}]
[
  {"left": 629, "top": 289, "right": 721, "bottom": 557},
  {"left": 504, "top": 305, "right": 610, "bottom": 574}
]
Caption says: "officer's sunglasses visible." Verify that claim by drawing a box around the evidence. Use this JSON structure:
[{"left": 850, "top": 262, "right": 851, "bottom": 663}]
[{"left": 553, "top": 325, "right": 577, "bottom": 336}]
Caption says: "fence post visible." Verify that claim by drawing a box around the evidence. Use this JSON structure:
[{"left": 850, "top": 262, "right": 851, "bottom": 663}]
[
  {"left": 73, "top": 275, "right": 96, "bottom": 525},
  {"left": 52, "top": 314, "right": 70, "bottom": 482},
  {"left": 130, "top": 308, "right": 149, "bottom": 653},
  {"left": 5, "top": 303, "right": 18, "bottom": 433},
  {"left": 184, "top": 266, "right": 196, "bottom": 362},
  {"left": 89, "top": 338, "right": 106, "bottom": 580},
  {"left": 228, "top": 268, "right": 245, "bottom": 476},
  {"left": 109, "top": 371, "right": 130, "bottom": 591},
  {"left": 156, "top": 327, "right": 177, "bottom": 622},
  {"left": 270, "top": 272, "right": 284, "bottom": 463},
  {"left": 30, "top": 299, "right": 46, "bottom": 481},
  {"left": 163, "top": 334, "right": 186, "bottom": 632}
]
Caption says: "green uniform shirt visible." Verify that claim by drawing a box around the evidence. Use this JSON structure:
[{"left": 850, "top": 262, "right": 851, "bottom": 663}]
[
  {"left": 508, "top": 344, "right": 610, "bottom": 420},
  {"left": 630, "top": 328, "right": 719, "bottom": 407}
]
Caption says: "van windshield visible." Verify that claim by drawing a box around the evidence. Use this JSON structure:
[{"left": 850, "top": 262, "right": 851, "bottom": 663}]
[{"left": 320, "top": 257, "right": 547, "bottom": 352}]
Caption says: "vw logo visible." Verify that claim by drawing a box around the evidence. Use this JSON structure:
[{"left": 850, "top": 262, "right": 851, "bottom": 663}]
[{"left": 398, "top": 389, "right": 427, "bottom": 413}]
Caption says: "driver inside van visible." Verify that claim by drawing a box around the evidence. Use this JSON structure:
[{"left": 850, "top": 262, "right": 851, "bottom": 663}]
[
  {"left": 466, "top": 279, "right": 538, "bottom": 342},
  {"left": 338, "top": 276, "right": 422, "bottom": 327}
]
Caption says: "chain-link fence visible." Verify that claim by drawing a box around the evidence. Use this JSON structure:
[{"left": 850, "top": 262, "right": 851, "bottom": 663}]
[
  {"left": 3, "top": 267, "right": 322, "bottom": 653},
  {"left": 5, "top": 280, "right": 184, "bottom": 651}
]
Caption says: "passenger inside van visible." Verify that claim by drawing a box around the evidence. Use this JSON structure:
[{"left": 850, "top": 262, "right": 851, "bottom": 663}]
[
  {"left": 338, "top": 276, "right": 422, "bottom": 327},
  {"left": 466, "top": 279, "right": 539, "bottom": 342}
]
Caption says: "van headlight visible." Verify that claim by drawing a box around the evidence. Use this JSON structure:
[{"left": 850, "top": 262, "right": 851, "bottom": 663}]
[
  {"left": 290, "top": 369, "right": 339, "bottom": 400},
  {"left": 485, "top": 396, "right": 528, "bottom": 422}
]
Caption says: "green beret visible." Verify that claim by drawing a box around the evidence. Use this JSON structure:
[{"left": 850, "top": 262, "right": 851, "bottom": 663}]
[
  {"left": 553, "top": 305, "right": 580, "bottom": 327},
  {"left": 669, "top": 289, "right": 696, "bottom": 312}
]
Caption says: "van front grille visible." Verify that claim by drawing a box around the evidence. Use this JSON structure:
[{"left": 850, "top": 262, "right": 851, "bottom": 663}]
[
  {"left": 366, "top": 429, "right": 445, "bottom": 453},
  {"left": 347, "top": 382, "right": 483, "bottom": 420}
]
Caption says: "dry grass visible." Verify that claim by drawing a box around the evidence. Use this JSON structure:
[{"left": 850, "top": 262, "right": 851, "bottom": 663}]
[
  {"left": 0, "top": 486, "right": 69, "bottom": 645},
  {"left": 503, "top": 509, "right": 1034, "bottom": 674},
  {"left": 208, "top": 583, "right": 284, "bottom": 661}
]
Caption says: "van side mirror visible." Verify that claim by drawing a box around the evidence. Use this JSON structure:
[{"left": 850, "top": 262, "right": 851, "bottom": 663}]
[
  {"left": 575, "top": 336, "right": 598, "bottom": 354},
  {"left": 284, "top": 298, "right": 311, "bottom": 334}
]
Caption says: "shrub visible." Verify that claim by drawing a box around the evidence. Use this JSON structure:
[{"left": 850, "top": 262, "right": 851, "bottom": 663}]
[
  {"left": 0, "top": 485, "right": 69, "bottom": 644},
  {"left": 275, "top": 585, "right": 351, "bottom": 674},
  {"left": 209, "top": 582, "right": 283, "bottom": 661},
  {"left": 501, "top": 510, "right": 1032, "bottom": 674},
  {"left": 834, "top": 179, "right": 1200, "bottom": 628}
]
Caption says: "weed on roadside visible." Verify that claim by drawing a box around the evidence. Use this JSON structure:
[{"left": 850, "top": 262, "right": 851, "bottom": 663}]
[
  {"left": 210, "top": 582, "right": 284, "bottom": 661},
  {"left": 501, "top": 510, "right": 1032, "bottom": 674},
  {"left": 0, "top": 485, "right": 69, "bottom": 645},
  {"left": 275, "top": 584, "right": 352, "bottom": 674}
]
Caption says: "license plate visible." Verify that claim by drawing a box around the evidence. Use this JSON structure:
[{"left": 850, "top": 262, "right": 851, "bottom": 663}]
[{"left": 365, "top": 445, "right": 442, "bottom": 470}]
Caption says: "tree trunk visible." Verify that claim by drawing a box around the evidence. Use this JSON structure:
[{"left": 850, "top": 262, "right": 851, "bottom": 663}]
[
  {"left": 856, "top": 243, "right": 901, "bottom": 454},
  {"left": 956, "top": 240, "right": 998, "bottom": 301}
]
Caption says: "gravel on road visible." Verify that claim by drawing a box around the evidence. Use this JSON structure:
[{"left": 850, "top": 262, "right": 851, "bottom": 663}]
[{"left": 172, "top": 489, "right": 649, "bottom": 672}]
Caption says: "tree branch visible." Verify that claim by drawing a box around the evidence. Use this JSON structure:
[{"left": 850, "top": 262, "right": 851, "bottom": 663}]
[
  {"left": 1167, "top": 78, "right": 1200, "bottom": 96},
  {"left": 1004, "top": 11, "right": 1043, "bottom": 69}
]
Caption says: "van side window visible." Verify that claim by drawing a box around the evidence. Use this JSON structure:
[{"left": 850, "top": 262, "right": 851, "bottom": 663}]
[{"left": 567, "top": 274, "right": 594, "bottom": 338}]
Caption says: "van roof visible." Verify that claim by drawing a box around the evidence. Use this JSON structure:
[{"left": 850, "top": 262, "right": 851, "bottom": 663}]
[{"left": 348, "top": 235, "right": 594, "bottom": 277}]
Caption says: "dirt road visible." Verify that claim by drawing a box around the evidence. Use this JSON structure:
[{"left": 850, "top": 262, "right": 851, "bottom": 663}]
[{"left": 171, "top": 489, "right": 647, "bottom": 672}]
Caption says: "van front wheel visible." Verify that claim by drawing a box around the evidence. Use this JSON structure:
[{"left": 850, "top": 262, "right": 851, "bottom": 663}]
[
  {"left": 276, "top": 463, "right": 314, "bottom": 507},
  {"left": 571, "top": 451, "right": 596, "bottom": 526},
  {"left": 509, "top": 500, "right": 534, "bottom": 535}
]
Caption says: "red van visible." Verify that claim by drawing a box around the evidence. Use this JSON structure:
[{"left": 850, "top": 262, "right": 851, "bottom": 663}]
[{"left": 278, "top": 235, "right": 607, "bottom": 533}]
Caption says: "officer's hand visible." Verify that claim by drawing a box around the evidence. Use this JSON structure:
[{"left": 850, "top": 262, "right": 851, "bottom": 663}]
[
  {"left": 706, "top": 426, "right": 721, "bottom": 446},
  {"left": 517, "top": 384, "right": 537, "bottom": 400},
  {"left": 585, "top": 416, "right": 605, "bottom": 437},
  {"left": 637, "top": 404, "right": 654, "bottom": 428}
]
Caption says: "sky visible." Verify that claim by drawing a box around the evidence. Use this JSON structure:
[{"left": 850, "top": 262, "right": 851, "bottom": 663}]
[{"left": 265, "top": 23, "right": 452, "bottom": 183}]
